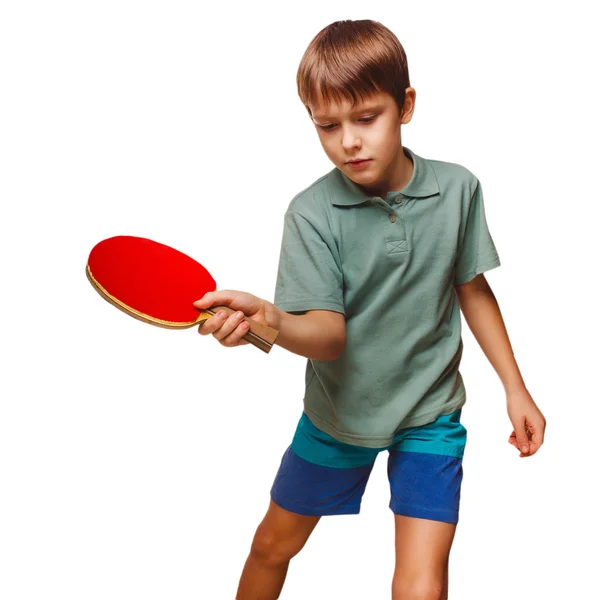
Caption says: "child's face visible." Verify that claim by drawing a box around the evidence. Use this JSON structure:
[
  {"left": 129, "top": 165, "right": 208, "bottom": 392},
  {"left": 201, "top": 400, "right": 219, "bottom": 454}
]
[{"left": 309, "top": 89, "right": 415, "bottom": 195}]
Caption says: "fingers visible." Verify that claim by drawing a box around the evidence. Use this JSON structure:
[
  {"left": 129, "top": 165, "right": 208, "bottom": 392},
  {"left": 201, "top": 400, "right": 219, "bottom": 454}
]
[
  {"left": 194, "top": 290, "right": 252, "bottom": 349},
  {"left": 531, "top": 427, "right": 544, "bottom": 453},
  {"left": 213, "top": 310, "right": 250, "bottom": 344},
  {"left": 513, "top": 419, "right": 531, "bottom": 456},
  {"left": 508, "top": 430, "right": 527, "bottom": 456},
  {"left": 526, "top": 418, "right": 546, "bottom": 457},
  {"left": 197, "top": 309, "right": 250, "bottom": 347},
  {"left": 509, "top": 418, "right": 546, "bottom": 457},
  {"left": 193, "top": 290, "right": 236, "bottom": 310}
]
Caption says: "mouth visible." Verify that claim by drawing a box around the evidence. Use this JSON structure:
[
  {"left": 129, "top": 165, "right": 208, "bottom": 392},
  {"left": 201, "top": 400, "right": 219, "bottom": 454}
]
[{"left": 346, "top": 158, "right": 372, "bottom": 168}]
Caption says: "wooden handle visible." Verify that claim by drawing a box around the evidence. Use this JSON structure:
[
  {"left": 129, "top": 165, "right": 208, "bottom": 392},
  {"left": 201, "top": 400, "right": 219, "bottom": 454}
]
[{"left": 197, "top": 305, "right": 279, "bottom": 354}]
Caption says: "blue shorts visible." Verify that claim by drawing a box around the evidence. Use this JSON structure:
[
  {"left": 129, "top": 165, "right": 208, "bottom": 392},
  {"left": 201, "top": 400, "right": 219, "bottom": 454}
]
[{"left": 270, "top": 409, "right": 467, "bottom": 524}]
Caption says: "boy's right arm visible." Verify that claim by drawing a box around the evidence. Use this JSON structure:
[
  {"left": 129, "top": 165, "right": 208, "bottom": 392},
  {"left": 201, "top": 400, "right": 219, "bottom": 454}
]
[{"left": 193, "top": 290, "right": 346, "bottom": 361}]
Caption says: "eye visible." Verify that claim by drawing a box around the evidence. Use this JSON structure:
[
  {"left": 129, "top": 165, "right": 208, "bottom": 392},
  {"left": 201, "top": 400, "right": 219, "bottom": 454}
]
[{"left": 316, "top": 115, "right": 376, "bottom": 131}]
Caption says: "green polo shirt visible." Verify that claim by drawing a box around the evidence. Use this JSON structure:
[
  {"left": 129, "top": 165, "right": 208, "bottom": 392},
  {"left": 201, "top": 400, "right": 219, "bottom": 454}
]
[{"left": 274, "top": 146, "right": 500, "bottom": 448}]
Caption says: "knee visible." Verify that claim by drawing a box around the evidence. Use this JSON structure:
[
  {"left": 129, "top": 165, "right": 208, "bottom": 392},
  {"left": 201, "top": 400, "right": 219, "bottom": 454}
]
[
  {"left": 392, "top": 577, "right": 445, "bottom": 600},
  {"left": 249, "top": 523, "right": 304, "bottom": 567}
]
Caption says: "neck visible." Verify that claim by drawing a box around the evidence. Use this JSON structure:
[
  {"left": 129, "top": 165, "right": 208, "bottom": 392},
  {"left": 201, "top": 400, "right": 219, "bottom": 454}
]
[{"left": 361, "top": 146, "right": 413, "bottom": 200}]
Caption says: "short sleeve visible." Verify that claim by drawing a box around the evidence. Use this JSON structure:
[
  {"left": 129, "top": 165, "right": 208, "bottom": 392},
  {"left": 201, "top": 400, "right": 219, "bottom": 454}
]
[
  {"left": 454, "top": 179, "right": 501, "bottom": 285},
  {"left": 274, "top": 209, "right": 345, "bottom": 315}
]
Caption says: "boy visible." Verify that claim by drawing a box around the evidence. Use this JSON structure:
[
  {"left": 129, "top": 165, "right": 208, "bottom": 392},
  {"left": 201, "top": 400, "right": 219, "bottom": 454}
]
[{"left": 193, "top": 19, "right": 546, "bottom": 600}]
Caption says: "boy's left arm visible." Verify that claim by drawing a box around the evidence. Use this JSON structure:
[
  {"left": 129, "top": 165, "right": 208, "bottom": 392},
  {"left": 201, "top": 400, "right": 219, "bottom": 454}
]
[{"left": 455, "top": 274, "right": 546, "bottom": 457}]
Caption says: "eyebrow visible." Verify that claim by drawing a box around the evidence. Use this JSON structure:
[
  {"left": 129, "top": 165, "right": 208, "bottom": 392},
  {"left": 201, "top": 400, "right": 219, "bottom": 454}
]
[{"left": 311, "top": 103, "right": 384, "bottom": 121}]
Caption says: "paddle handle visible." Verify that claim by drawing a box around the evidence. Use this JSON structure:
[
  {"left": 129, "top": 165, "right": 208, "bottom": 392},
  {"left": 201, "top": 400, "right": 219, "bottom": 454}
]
[{"left": 199, "top": 306, "right": 279, "bottom": 354}]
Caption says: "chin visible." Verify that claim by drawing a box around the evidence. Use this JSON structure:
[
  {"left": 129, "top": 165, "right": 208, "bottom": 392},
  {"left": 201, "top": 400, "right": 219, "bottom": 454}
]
[{"left": 343, "top": 168, "right": 378, "bottom": 185}]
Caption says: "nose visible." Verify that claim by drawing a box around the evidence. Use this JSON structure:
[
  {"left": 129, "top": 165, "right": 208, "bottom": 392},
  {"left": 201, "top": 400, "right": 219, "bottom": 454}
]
[{"left": 341, "top": 125, "right": 361, "bottom": 151}]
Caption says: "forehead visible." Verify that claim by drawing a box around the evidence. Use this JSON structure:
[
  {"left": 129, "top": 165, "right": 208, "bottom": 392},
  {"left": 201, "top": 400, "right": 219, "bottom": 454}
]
[{"left": 309, "top": 91, "right": 394, "bottom": 121}]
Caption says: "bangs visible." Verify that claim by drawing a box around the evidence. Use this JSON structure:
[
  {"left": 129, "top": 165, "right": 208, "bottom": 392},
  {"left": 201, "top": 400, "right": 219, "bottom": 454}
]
[{"left": 298, "top": 58, "right": 384, "bottom": 111}]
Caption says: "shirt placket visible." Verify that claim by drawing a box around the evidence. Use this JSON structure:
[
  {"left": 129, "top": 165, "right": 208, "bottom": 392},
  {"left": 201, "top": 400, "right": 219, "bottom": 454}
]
[{"left": 370, "top": 193, "right": 409, "bottom": 255}]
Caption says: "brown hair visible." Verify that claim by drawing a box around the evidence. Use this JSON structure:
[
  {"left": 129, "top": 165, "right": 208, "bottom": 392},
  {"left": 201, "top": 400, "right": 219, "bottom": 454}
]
[{"left": 297, "top": 20, "right": 411, "bottom": 117}]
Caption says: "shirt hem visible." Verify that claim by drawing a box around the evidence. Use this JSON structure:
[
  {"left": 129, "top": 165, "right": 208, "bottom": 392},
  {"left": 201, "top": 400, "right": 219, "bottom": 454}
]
[
  {"left": 304, "top": 393, "right": 467, "bottom": 448},
  {"left": 454, "top": 255, "right": 501, "bottom": 285},
  {"left": 275, "top": 299, "right": 345, "bottom": 315}
]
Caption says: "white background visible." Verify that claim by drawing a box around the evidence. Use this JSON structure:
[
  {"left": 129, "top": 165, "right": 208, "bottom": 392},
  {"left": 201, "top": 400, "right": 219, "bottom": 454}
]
[{"left": 1, "top": 1, "right": 598, "bottom": 598}]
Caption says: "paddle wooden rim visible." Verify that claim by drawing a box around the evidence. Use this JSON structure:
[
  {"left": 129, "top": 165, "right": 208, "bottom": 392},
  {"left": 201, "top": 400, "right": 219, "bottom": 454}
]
[{"left": 86, "top": 263, "right": 211, "bottom": 329}]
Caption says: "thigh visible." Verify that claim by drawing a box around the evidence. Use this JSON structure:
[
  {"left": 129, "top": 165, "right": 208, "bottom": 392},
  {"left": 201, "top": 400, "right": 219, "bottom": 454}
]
[
  {"left": 270, "top": 413, "right": 378, "bottom": 516},
  {"left": 393, "top": 514, "right": 456, "bottom": 597},
  {"left": 387, "top": 409, "right": 466, "bottom": 524}
]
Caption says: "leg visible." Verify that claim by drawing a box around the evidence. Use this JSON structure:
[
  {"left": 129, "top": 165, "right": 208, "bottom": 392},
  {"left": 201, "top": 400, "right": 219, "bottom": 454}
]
[
  {"left": 387, "top": 410, "right": 467, "bottom": 599},
  {"left": 237, "top": 413, "right": 377, "bottom": 598},
  {"left": 391, "top": 514, "right": 456, "bottom": 600},
  {"left": 236, "top": 499, "right": 320, "bottom": 600}
]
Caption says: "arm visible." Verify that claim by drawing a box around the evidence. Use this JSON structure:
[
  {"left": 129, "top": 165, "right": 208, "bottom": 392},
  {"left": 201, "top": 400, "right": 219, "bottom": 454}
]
[
  {"left": 454, "top": 273, "right": 525, "bottom": 392},
  {"left": 266, "top": 305, "right": 346, "bottom": 361},
  {"left": 455, "top": 274, "right": 546, "bottom": 456},
  {"left": 193, "top": 290, "right": 346, "bottom": 362}
]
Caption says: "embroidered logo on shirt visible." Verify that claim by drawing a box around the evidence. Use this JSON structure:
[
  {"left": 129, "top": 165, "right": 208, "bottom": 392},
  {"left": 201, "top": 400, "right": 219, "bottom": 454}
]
[{"left": 387, "top": 240, "right": 408, "bottom": 255}]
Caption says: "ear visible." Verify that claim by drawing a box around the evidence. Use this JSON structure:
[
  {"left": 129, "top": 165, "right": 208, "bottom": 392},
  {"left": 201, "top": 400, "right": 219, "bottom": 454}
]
[{"left": 400, "top": 87, "right": 417, "bottom": 125}]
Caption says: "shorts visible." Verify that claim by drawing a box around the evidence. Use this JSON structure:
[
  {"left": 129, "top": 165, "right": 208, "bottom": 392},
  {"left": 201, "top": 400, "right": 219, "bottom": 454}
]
[{"left": 270, "top": 409, "right": 467, "bottom": 524}]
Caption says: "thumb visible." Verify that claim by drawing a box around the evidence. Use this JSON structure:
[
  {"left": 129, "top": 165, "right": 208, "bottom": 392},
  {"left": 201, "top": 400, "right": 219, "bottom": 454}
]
[{"left": 514, "top": 419, "right": 530, "bottom": 454}]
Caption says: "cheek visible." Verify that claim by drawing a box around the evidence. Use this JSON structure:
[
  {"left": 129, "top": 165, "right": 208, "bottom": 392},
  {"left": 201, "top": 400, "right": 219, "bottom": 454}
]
[
  {"left": 319, "top": 136, "right": 341, "bottom": 160},
  {"left": 375, "top": 127, "right": 401, "bottom": 155}
]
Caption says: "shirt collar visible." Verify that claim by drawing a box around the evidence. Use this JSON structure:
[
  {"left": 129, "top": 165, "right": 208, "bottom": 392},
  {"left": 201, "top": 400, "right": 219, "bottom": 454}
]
[{"left": 327, "top": 146, "right": 440, "bottom": 207}]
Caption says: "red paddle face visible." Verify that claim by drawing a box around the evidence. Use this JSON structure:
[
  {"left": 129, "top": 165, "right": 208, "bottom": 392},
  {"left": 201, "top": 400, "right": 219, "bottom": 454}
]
[{"left": 87, "top": 236, "right": 216, "bottom": 325}]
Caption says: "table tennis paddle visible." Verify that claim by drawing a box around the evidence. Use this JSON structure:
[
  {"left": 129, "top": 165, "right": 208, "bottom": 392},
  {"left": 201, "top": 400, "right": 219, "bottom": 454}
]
[{"left": 86, "top": 235, "right": 279, "bottom": 354}]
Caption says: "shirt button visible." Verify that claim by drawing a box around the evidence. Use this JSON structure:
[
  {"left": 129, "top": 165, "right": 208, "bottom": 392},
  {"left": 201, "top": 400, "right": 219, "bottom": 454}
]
[
  {"left": 394, "top": 197, "right": 403, "bottom": 204},
  {"left": 389, "top": 214, "right": 397, "bottom": 223}
]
